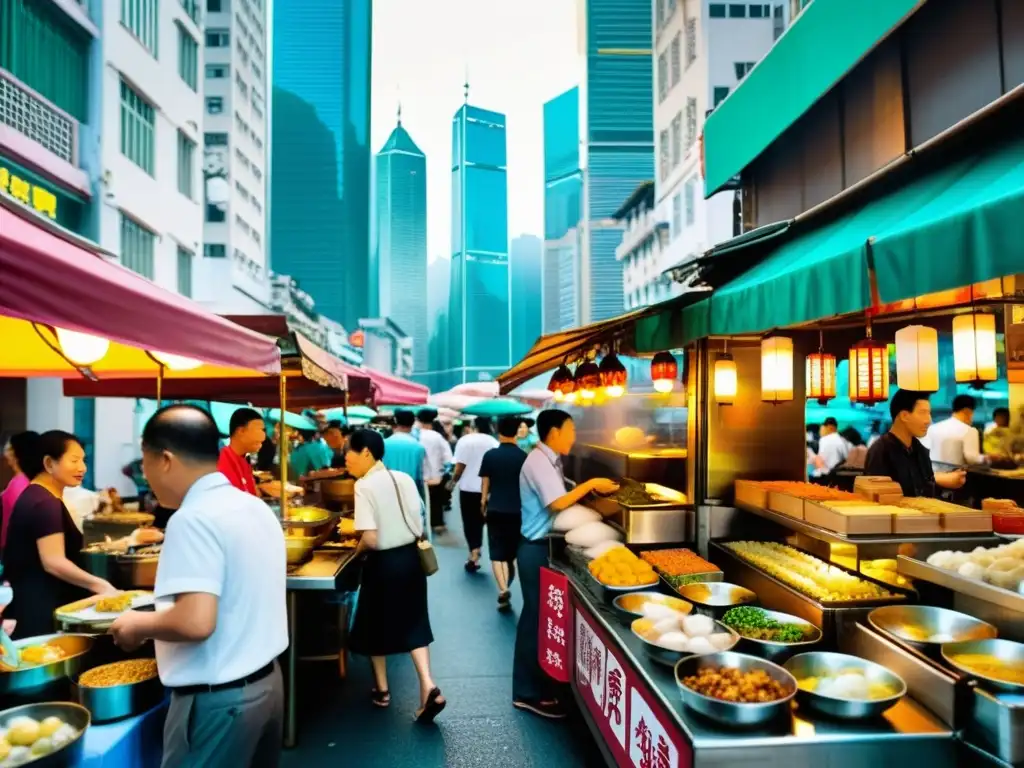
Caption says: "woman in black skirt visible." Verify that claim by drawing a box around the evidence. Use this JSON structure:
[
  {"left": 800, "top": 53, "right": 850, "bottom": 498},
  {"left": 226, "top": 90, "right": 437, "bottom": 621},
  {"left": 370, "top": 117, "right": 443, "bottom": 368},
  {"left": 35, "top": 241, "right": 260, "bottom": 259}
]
[{"left": 346, "top": 429, "right": 445, "bottom": 722}]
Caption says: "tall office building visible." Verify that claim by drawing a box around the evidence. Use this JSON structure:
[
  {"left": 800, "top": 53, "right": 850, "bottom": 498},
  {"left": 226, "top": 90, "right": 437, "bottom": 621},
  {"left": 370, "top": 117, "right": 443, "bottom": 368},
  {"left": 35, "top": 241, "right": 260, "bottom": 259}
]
[
  {"left": 199, "top": 0, "right": 270, "bottom": 311},
  {"left": 510, "top": 234, "right": 543, "bottom": 362},
  {"left": 542, "top": 86, "right": 583, "bottom": 334},
  {"left": 578, "top": 0, "right": 655, "bottom": 323},
  {"left": 270, "top": 0, "right": 372, "bottom": 328},
  {"left": 447, "top": 95, "right": 510, "bottom": 388},
  {"left": 374, "top": 108, "right": 428, "bottom": 372},
  {"left": 424, "top": 256, "right": 451, "bottom": 389}
]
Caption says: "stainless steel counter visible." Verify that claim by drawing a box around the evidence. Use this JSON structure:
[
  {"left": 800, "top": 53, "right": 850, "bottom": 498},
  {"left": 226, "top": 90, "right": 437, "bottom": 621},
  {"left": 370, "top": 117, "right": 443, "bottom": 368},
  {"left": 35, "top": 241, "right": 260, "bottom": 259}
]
[
  {"left": 564, "top": 567, "right": 956, "bottom": 767},
  {"left": 286, "top": 550, "right": 355, "bottom": 590}
]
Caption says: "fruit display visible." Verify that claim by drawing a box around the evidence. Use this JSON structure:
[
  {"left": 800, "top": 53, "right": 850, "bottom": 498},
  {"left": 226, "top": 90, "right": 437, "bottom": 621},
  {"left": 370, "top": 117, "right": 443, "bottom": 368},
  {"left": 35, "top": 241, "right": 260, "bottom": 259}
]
[
  {"left": 681, "top": 666, "right": 791, "bottom": 703},
  {"left": 720, "top": 607, "right": 815, "bottom": 643},
  {"left": 927, "top": 539, "right": 1024, "bottom": 592},
  {"left": 587, "top": 547, "right": 657, "bottom": 588},
  {"left": 723, "top": 542, "right": 897, "bottom": 602},
  {"left": 0, "top": 715, "right": 80, "bottom": 764},
  {"left": 633, "top": 613, "right": 735, "bottom": 655}
]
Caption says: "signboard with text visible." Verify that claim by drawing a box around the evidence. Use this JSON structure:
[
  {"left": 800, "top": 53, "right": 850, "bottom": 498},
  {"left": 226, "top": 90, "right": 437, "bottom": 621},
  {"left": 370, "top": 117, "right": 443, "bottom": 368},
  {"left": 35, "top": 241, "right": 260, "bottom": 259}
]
[
  {"left": 572, "top": 593, "right": 692, "bottom": 768},
  {"left": 0, "top": 156, "right": 84, "bottom": 233},
  {"left": 538, "top": 567, "right": 570, "bottom": 682}
]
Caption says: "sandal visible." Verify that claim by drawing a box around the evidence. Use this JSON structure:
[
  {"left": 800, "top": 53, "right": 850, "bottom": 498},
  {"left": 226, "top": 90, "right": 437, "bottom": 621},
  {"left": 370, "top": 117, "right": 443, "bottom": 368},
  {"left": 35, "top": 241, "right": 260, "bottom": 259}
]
[
  {"left": 371, "top": 688, "right": 391, "bottom": 708},
  {"left": 416, "top": 687, "right": 446, "bottom": 723}
]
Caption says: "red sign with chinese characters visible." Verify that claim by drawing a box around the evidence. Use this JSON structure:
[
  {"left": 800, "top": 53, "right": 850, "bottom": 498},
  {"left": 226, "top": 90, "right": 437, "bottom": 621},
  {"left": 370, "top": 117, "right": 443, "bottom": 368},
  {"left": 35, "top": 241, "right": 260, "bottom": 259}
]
[
  {"left": 572, "top": 592, "right": 693, "bottom": 768},
  {"left": 538, "top": 567, "right": 570, "bottom": 682}
]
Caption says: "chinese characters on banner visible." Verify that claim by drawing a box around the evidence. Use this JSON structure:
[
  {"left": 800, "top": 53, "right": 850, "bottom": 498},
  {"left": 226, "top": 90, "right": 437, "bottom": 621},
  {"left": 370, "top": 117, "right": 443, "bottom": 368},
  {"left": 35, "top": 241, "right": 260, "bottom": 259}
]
[
  {"left": 0, "top": 166, "right": 58, "bottom": 219},
  {"left": 571, "top": 593, "right": 691, "bottom": 768},
  {"left": 538, "top": 567, "right": 570, "bottom": 682}
]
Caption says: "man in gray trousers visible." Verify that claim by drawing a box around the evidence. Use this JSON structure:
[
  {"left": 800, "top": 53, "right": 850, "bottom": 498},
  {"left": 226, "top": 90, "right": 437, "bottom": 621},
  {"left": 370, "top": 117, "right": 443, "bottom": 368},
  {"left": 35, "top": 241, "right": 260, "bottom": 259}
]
[{"left": 111, "top": 404, "right": 287, "bottom": 767}]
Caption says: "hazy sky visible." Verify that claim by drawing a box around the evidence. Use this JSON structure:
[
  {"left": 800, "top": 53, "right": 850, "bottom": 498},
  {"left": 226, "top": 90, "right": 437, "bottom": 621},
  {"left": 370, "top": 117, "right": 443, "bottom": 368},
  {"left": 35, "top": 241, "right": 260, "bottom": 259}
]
[{"left": 371, "top": 0, "right": 580, "bottom": 263}]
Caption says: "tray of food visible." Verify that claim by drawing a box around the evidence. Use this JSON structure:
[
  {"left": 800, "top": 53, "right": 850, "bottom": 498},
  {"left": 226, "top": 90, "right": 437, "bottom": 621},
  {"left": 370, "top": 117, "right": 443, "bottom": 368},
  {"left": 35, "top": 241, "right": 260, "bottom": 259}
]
[
  {"left": 786, "top": 651, "right": 906, "bottom": 719},
  {"left": 0, "top": 635, "right": 95, "bottom": 696},
  {"left": 72, "top": 659, "right": 163, "bottom": 723},
  {"left": 55, "top": 592, "right": 154, "bottom": 625},
  {"left": 631, "top": 612, "right": 738, "bottom": 667},
  {"left": 868, "top": 605, "right": 997, "bottom": 651},
  {"left": 719, "top": 606, "right": 821, "bottom": 662},
  {"left": 282, "top": 506, "right": 335, "bottom": 529},
  {"left": 611, "top": 592, "right": 692, "bottom": 626},
  {"left": 674, "top": 651, "right": 796, "bottom": 727},
  {"left": 942, "top": 638, "right": 1024, "bottom": 693},
  {"left": 585, "top": 547, "right": 659, "bottom": 595},
  {"left": 0, "top": 701, "right": 89, "bottom": 766},
  {"left": 670, "top": 581, "right": 757, "bottom": 618},
  {"left": 640, "top": 548, "right": 722, "bottom": 588}
]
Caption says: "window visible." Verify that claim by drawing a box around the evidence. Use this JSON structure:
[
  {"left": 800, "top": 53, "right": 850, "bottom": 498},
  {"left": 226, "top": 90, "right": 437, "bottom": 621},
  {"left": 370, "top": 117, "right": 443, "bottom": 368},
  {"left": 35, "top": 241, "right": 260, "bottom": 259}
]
[
  {"left": 120, "top": 79, "right": 155, "bottom": 175},
  {"left": 685, "top": 178, "right": 696, "bottom": 226},
  {"left": 657, "top": 53, "right": 668, "bottom": 102},
  {"left": 685, "top": 97, "right": 697, "bottom": 151},
  {"left": 177, "top": 131, "right": 195, "bottom": 199},
  {"left": 709, "top": 4, "right": 726, "bottom": 17},
  {"left": 120, "top": 215, "right": 155, "bottom": 279},
  {"left": 235, "top": 74, "right": 249, "bottom": 99},
  {"left": 204, "top": 243, "right": 226, "bottom": 258},
  {"left": 206, "top": 29, "right": 229, "bottom": 47},
  {"left": 206, "top": 201, "right": 226, "bottom": 222},
  {"left": 177, "top": 25, "right": 198, "bottom": 91},
  {"left": 670, "top": 35, "right": 681, "bottom": 87},
  {"left": 121, "top": 0, "right": 159, "bottom": 56},
  {"left": 655, "top": 0, "right": 665, "bottom": 29},
  {"left": 685, "top": 18, "right": 697, "bottom": 68},
  {"left": 749, "top": 4, "right": 764, "bottom": 17},
  {"left": 774, "top": 4, "right": 785, "bottom": 39},
  {"left": 206, "top": 97, "right": 224, "bottom": 114},
  {"left": 734, "top": 61, "right": 755, "bottom": 80},
  {"left": 206, "top": 0, "right": 222, "bottom": 10},
  {"left": 205, "top": 132, "right": 228, "bottom": 146},
  {"left": 713, "top": 86, "right": 730, "bottom": 107},
  {"left": 729, "top": 4, "right": 747, "bottom": 17},
  {"left": 177, "top": 247, "right": 193, "bottom": 297},
  {"left": 670, "top": 113, "right": 682, "bottom": 168},
  {"left": 180, "top": 0, "right": 200, "bottom": 24},
  {"left": 672, "top": 194, "right": 682, "bottom": 237},
  {"left": 658, "top": 129, "right": 670, "bottom": 181},
  {"left": 206, "top": 64, "right": 228, "bottom": 79}
]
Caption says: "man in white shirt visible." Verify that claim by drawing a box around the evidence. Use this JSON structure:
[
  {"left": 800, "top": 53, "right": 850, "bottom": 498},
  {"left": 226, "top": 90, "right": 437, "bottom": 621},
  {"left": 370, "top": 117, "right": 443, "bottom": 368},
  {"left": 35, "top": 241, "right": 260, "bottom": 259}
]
[
  {"left": 451, "top": 417, "right": 499, "bottom": 572},
  {"left": 417, "top": 409, "right": 453, "bottom": 535},
  {"left": 110, "top": 405, "right": 287, "bottom": 768},
  {"left": 923, "top": 394, "right": 986, "bottom": 469},
  {"left": 815, "top": 417, "right": 849, "bottom": 475}
]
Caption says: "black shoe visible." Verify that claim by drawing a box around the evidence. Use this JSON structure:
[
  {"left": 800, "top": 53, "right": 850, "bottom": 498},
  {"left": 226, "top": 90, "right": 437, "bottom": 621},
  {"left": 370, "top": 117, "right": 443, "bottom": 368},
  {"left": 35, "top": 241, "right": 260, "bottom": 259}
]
[
  {"left": 465, "top": 559, "right": 481, "bottom": 573},
  {"left": 513, "top": 699, "right": 567, "bottom": 719},
  {"left": 497, "top": 591, "right": 512, "bottom": 611}
]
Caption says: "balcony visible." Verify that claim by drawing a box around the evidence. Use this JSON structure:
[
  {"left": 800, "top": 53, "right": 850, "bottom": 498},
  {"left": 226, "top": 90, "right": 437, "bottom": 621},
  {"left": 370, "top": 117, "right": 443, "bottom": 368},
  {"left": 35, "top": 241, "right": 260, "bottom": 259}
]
[
  {"left": 0, "top": 70, "right": 78, "bottom": 166},
  {"left": 615, "top": 209, "right": 668, "bottom": 262}
]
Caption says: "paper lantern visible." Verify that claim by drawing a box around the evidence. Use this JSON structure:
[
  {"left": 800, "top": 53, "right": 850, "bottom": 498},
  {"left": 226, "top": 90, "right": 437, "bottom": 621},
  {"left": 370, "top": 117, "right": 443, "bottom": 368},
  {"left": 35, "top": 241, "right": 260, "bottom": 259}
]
[
  {"left": 547, "top": 364, "right": 575, "bottom": 401},
  {"left": 761, "top": 336, "right": 793, "bottom": 404},
  {"left": 805, "top": 351, "right": 836, "bottom": 405},
  {"left": 849, "top": 337, "right": 889, "bottom": 405},
  {"left": 574, "top": 360, "right": 601, "bottom": 401},
  {"left": 714, "top": 354, "right": 737, "bottom": 405},
  {"left": 650, "top": 351, "right": 678, "bottom": 394},
  {"left": 598, "top": 352, "right": 627, "bottom": 398},
  {"left": 55, "top": 328, "right": 110, "bottom": 366},
  {"left": 952, "top": 313, "right": 997, "bottom": 385},
  {"left": 151, "top": 351, "right": 203, "bottom": 371},
  {"left": 894, "top": 325, "right": 939, "bottom": 392}
]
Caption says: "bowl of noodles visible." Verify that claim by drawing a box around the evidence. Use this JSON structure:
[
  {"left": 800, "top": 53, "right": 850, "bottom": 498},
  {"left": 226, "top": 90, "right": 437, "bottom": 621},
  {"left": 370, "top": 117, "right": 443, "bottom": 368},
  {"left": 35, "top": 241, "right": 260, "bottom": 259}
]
[{"left": 71, "top": 659, "right": 163, "bottom": 723}]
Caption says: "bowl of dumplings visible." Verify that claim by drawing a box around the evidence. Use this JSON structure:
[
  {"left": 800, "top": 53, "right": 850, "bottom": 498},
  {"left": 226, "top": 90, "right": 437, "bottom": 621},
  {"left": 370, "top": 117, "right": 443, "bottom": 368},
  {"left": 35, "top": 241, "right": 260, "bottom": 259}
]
[
  {"left": 926, "top": 540, "right": 1024, "bottom": 593},
  {"left": 0, "top": 702, "right": 89, "bottom": 767},
  {"left": 631, "top": 607, "right": 739, "bottom": 667}
]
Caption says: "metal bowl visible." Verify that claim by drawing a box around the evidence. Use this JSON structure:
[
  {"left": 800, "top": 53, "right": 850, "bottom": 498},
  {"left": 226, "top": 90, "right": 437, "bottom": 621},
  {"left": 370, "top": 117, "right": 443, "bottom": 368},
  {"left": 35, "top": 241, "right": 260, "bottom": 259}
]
[
  {"left": 725, "top": 609, "right": 823, "bottom": 663},
  {"left": 674, "top": 581, "right": 757, "bottom": 617},
  {"left": 0, "top": 701, "right": 90, "bottom": 767},
  {"left": 784, "top": 652, "right": 906, "bottom": 719},
  {"left": 674, "top": 651, "right": 796, "bottom": 727},
  {"left": 0, "top": 634, "right": 95, "bottom": 696},
  {"left": 942, "top": 638, "right": 1024, "bottom": 692},
  {"left": 869, "top": 605, "right": 997, "bottom": 651},
  {"left": 632, "top": 617, "right": 739, "bottom": 667},
  {"left": 611, "top": 592, "right": 693, "bottom": 625},
  {"left": 71, "top": 661, "right": 164, "bottom": 723}
]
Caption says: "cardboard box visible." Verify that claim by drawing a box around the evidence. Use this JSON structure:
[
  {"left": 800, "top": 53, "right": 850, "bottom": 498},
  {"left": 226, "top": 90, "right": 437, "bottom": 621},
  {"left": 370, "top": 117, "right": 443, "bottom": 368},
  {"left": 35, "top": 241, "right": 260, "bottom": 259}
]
[
  {"left": 892, "top": 509, "right": 943, "bottom": 534},
  {"left": 767, "top": 491, "right": 805, "bottom": 520},
  {"left": 734, "top": 480, "right": 768, "bottom": 509},
  {"left": 804, "top": 502, "right": 893, "bottom": 535}
]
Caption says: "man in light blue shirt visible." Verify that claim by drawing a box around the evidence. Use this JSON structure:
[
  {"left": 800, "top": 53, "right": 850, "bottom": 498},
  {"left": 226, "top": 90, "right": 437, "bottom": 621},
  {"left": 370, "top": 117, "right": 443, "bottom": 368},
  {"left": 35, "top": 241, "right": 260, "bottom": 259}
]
[
  {"left": 383, "top": 410, "right": 426, "bottom": 499},
  {"left": 513, "top": 409, "right": 618, "bottom": 720}
]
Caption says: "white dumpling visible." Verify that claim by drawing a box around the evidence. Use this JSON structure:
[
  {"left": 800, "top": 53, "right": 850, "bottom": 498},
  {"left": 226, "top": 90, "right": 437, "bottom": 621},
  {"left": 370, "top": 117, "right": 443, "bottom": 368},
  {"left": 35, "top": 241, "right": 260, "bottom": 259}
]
[
  {"left": 553, "top": 505, "right": 602, "bottom": 532},
  {"left": 651, "top": 617, "right": 681, "bottom": 636},
  {"left": 681, "top": 614, "right": 716, "bottom": 638},
  {"left": 51, "top": 724, "right": 77, "bottom": 749},
  {"left": 709, "top": 633, "right": 735, "bottom": 651},
  {"left": 986, "top": 565, "right": 1024, "bottom": 591},
  {"left": 957, "top": 561, "right": 986, "bottom": 580},
  {"left": 565, "top": 521, "right": 622, "bottom": 547},
  {"left": 969, "top": 551, "right": 995, "bottom": 568},
  {"left": 5, "top": 746, "right": 33, "bottom": 767},
  {"left": 989, "top": 557, "right": 1021, "bottom": 573},
  {"left": 654, "top": 631, "right": 690, "bottom": 652},
  {"left": 927, "top": 551, "right": 952, "bottom": 568},
  {"left": 685, "top": 636, "right": 715, "bottom": 655},
  {"left": 583, "top": 541, "right": 626, "bottom": 559},
  {"left": 642, "top": 602, "right": 681, "bottom": 622}
]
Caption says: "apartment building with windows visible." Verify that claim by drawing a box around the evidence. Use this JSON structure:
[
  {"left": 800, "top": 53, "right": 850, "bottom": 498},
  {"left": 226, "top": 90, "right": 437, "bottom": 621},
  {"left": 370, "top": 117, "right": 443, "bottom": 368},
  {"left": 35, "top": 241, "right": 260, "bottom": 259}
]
[{"left": 197, "top": 0, "right": 270, "bottom": 311}]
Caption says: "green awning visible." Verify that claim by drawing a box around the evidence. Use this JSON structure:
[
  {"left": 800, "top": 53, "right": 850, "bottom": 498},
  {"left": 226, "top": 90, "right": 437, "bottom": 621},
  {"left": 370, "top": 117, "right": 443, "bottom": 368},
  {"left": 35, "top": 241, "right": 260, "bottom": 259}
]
[{"left": 703, "top": 0, "right": 924, "bottom": 196}]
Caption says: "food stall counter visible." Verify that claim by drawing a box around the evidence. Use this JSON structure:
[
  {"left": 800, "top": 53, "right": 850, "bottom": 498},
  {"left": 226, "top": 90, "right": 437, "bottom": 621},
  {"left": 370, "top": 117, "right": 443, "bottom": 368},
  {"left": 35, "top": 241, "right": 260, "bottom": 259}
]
[
  {"left": 76, "top": 700, "right": 167, "bottom": 768},
  {"left": 557, "top": 563, "right": 956, "bottom": 768}
]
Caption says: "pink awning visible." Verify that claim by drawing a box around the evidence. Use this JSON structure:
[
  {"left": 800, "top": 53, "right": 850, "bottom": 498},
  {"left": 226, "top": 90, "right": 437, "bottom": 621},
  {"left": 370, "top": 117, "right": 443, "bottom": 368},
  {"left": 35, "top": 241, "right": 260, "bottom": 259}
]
[
  {"left": 0, "top": 205, "right": 280, "bottom": 373},
  {"left": 364, "top": 366, "right": 429, "bottom": 406}
]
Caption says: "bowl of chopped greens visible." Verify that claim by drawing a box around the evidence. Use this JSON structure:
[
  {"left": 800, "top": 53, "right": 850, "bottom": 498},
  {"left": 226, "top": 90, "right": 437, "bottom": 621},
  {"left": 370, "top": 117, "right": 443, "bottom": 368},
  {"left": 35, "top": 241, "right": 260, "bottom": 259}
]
[{"left": 721, "top": 606, "right": 822, "bottom": 662}]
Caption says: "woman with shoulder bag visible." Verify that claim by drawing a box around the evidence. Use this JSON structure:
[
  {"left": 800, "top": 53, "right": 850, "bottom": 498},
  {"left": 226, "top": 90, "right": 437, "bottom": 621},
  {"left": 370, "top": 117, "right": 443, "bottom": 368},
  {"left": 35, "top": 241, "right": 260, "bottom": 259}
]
[{"left": 345, "top": 429, "right": 446, "bottom": 722}]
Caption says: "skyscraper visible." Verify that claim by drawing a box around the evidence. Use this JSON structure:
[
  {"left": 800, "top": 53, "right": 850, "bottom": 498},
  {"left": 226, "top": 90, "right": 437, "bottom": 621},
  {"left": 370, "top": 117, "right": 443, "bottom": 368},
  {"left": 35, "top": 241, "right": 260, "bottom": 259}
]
[
  {"left": 510, "top": 234, "right": 543, "bottom": 362},
  {"left": 374, "top": 108, "right": 428, "bottom": 372},
  {"left": 424, "top": 256, "right": 451, "bottom": 389},
  {"left": 542, "top": 86, "right": 583, "bottom": 333},
  {"left": 448, "top": 95, "right": 510, "bottom": 387},
  {"left": 579, "top": 0, "right": 655, "bottom": 323},
  {"left": 270, "top": 0, "right": 372, "bottom": 328}
]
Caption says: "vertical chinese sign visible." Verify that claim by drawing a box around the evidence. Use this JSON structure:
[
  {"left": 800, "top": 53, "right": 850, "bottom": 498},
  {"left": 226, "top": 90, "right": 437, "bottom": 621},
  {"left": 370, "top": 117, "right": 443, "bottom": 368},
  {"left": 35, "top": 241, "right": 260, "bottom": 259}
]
[{"left": 538, "top": 567, "right": 570, "bottom": 682}]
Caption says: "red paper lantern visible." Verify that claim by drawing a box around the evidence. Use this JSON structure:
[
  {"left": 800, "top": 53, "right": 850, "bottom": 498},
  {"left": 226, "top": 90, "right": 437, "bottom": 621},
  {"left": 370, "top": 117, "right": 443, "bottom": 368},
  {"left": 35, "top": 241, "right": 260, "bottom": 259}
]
[
  {"left": 650, "top": 351, "right": 678, "bottom": 394},
  {"left": 599, "top": 353, "right": 628, "bottom": 398},
  {"left": 848, "top": 337, "right": 889, "bottom": 405},
  {"left": 574, "top": 360, "right": 602, "bottom": 401},
  {"left": 805, "top": 351, "right": 837, "bottom": 405},
  {"left": 546, "top": 364, "right": 575, "bottom": 401}
]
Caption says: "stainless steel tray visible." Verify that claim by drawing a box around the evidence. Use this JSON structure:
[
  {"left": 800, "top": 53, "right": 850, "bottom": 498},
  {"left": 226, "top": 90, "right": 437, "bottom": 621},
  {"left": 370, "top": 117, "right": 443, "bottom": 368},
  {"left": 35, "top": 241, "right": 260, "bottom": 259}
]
[
  {"left": 563, "top": 546, "right": 660, "bottom": 603},
  {"left": 898, "top": 555, "right": 1024, "bottom": 614},
  {"left": 72, "top": 664, "right": 164, "bottom": 723}
]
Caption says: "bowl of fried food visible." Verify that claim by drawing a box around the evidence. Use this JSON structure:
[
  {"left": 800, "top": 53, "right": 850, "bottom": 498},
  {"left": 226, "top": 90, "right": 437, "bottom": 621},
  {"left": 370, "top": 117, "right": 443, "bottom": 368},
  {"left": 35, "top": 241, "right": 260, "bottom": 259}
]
[
  {"left": 72, "top": 659, "right": 163, "bottom": 723},
  {"left": 675, "top": 651, "right": 796, "bottom": 727}
]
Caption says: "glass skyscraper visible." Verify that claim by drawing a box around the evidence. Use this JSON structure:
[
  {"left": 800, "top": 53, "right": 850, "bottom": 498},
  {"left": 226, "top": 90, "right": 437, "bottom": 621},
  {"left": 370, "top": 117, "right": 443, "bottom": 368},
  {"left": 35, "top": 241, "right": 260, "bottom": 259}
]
[
  {"left": 448, "top": 102, "right": 509, "bottom": 386},
  {"left": 510, "top": 234, "right": 542, "bottom": 363},
  {"left": 270, "top": 0, "right": 372, "bottom": 329},
  {"left": 579, "top": 0, "right": 654, "bottom": 323},
  {"left": 375, "top": 113, "right": 427, "bottom": 372},
  {"left": 543, "top": 86, "right": 582, "bottom": 333}
]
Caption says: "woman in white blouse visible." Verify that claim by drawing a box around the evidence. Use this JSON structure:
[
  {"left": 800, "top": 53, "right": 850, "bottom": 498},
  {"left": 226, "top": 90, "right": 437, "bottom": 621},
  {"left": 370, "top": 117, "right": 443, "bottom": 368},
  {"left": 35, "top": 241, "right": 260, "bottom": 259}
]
[{"left": 346, "top": 429, "right": 445, "bottom": 722}]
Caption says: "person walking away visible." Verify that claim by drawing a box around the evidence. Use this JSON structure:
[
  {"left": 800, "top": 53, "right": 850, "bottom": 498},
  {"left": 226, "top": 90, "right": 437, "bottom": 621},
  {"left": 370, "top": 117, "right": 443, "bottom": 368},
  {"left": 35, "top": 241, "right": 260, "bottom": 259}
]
[
  {"left": 923, "top": 394, "right": 987, "bottom": 470},
  {"left": 383, "top": 411, "right": 426, "bottom": 500},
  {"left": 2, "top": 431, "right": 37, "bottom": 552},
  {"left": 4, "top": 431, "right": 117, "bottom": 639},
  {"left": 514, "top": 410, "right": 618, "bottom": 718},
  {"left": 345, "top": 429, "right": 444, "bottom": 721},
  {"left": 814, "top": 418, "right": 849, "bottom": 476},
  {"left": 478, "top": 417, "right": 527, "bottom": 610},
  {"left": 110, "top": 405, "right": 286, "bottom": 768},
  {"left": 217, "top": 407, "right": 266, "bottom": 496},
  {"left": 451, "top": 417, "right": 498, "bottom": 572},
  {"left": 417, "top": 410, "right": 452, "bottom": 534}
]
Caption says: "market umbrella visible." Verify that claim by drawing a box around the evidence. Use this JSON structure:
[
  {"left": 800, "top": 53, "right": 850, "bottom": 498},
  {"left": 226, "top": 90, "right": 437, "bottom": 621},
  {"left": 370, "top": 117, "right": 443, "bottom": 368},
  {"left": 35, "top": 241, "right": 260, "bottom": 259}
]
[
  {"left": 321, "top": 405, "right": 378, "bottom": 423},
  {"left": 263, "top": 408, "right": 318, "bottom": 432},
  {"left": 461, "top": 398, "right": 533, "bottom": 418},
  {"left": 451, "top": 381, "right": 500, "bottom": 398},
  {"left": 428, "top": 392, "right": 484, "bottom": 411}
]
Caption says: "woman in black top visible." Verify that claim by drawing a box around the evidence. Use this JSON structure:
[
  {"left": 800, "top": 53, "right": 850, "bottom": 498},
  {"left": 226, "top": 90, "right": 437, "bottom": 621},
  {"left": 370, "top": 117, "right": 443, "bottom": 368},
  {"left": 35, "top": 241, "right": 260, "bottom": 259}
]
[{"left": 4, "top": 431, "right": 117, "bottom": 639}]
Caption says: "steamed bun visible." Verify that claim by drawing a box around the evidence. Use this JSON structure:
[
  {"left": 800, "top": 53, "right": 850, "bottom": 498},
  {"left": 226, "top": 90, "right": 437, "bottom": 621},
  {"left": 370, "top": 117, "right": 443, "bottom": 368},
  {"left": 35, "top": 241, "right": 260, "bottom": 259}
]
[{"left": 681, "top": 614, "right": 715, "bottom": 638}]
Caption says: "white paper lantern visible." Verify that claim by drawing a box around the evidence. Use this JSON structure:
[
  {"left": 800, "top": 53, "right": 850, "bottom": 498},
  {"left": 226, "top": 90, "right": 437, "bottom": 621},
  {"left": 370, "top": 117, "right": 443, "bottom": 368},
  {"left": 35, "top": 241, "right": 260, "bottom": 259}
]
[
  {"left": 761, "top": 336, "right": 793, "bottom": 404},
  {"left": 895, "top": 325, "right": 939, "bottom": 392},
  {"left": 714, "top": 355, "right": 737, "bottom": 405},
  {"left": 952, "top": 313, "right": 997, "bottom": 384}
]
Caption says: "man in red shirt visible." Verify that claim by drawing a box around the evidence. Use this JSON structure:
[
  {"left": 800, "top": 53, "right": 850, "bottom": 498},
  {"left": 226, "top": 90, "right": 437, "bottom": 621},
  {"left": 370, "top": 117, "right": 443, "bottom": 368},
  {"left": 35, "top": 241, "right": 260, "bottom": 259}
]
[{"left": 217, "top": 408, "right": 265, "bottom": 496}]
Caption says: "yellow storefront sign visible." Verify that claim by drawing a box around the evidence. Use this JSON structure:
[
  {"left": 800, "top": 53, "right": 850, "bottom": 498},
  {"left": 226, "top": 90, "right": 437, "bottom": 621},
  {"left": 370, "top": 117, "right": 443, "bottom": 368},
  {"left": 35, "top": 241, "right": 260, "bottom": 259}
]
[{"left": 0, "top": 164, "right": 58, "bottom": 219}]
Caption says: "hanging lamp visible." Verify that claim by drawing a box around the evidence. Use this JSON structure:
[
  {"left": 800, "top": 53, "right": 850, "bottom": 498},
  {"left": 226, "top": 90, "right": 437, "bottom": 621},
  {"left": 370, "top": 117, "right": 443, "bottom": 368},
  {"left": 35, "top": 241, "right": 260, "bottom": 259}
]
[
  {"left": 713, "top": 339, "right": 737, "bottom": 405},
  {"left": 598, "top": 350, "right": 627, "bottom": 398},
  {"left": 952, "top": 312, "right": 997, "bottom": 387},
  {"left": 761, "top": 335, "right": 794, "bottom": 404},
  {"left": 546, "top": 363, "right": 576, "bottom": 402},
  {"left": 805, "top": 331, "right": 836, "bottom": 405},
  {"left": 574, "top": 359, "right": 602, "bottom": 401},
  {"left": 849, "top": 321, "right": 889, "bottom": 405},
  {"left": 54, "top": 327, "right": 110, "bottom": 366},
  {"left": 650, "top": 351, "right": 678, "bottom": 394},
  {"left": 151, "top": 351, "right": 203, "bottom": 371},
  {"left": 894, "top": 325, "right": 939, "bottom": 392}
]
